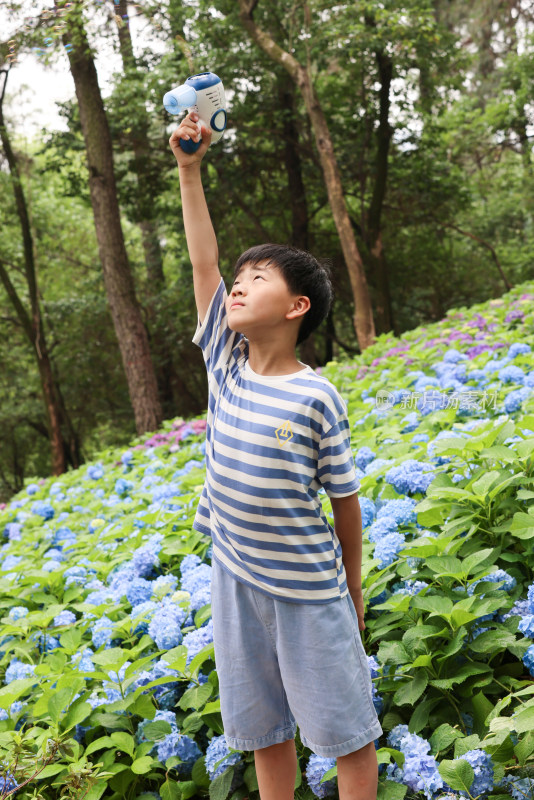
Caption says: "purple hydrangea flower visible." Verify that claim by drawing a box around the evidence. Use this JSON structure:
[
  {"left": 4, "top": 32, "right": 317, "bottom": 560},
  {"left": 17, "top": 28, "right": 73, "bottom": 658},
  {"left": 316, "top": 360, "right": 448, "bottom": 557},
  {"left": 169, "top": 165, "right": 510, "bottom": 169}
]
[
  {"left": 205, "top": 735, "right": 242, "bottom": 779},
  {"left": 157, "top": 733, "right": 201, "bottom": 774},
  {"left": 455, "top": 749, "right": 494, "bottom": 797},
  {"left": 305, "top": 754, "right": 337, "bottom": 798}
]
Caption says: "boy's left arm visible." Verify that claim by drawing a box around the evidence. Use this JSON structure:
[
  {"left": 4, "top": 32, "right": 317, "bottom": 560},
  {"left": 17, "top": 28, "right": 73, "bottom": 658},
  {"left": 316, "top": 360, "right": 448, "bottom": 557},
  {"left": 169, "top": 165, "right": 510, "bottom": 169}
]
[{"left": 330, "top": 492, "right": 365, "bottom": 631}]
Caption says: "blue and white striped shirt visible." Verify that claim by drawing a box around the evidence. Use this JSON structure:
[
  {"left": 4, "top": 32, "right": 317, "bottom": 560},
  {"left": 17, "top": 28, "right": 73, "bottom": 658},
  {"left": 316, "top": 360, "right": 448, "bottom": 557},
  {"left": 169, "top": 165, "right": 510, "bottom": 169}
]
[{"left": 191, "top": 276, "right": 360, "bottom": 603}]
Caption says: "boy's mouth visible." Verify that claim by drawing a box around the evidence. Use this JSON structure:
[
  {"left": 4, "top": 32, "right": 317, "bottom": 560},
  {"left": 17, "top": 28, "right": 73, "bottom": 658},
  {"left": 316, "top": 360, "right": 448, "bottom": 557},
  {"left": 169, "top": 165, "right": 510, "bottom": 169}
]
[{"left": 230, "top": 302, "right": 244, "bottom": 308}]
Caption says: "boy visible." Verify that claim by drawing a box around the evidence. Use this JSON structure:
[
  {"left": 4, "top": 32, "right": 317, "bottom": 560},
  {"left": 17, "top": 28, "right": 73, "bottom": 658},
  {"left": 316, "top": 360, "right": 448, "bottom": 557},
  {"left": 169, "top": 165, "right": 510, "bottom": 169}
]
[{"left": 169, "top": 112, "right": 383, "bottom": 800}]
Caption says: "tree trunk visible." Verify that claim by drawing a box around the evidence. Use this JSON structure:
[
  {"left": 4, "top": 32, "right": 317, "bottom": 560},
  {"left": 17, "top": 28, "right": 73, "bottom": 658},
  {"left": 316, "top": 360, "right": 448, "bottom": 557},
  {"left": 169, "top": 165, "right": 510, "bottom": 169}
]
[
  {"left": 276, "top": 75, "right": 317, "bottom": 368},
  {"left": 113, "top": 0, "right": 182, "bottom": 418},
  {"left": 63, "top": 5, "right": 163, "bottom": 433},
  {"left": 238, "top": 0, "right": 376, "bottom": 352},
  {"left": 0, "top": 70, "right": 75, "bottom": 476},
  {"left": 363, "top": 25, "right": 394, "bottom": 335}
]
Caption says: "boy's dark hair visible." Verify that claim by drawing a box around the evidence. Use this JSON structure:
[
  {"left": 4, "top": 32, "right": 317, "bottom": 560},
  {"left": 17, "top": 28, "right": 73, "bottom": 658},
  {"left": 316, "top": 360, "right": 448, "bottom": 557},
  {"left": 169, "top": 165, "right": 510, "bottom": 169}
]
[{"left": 233, "top": 244, "right": 334, "bottom": 346}]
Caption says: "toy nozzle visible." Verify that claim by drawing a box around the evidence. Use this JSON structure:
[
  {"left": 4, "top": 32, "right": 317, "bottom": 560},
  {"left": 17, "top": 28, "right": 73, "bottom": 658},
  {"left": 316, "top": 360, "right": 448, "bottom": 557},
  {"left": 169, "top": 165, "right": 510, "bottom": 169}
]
[{"left": 163, "top": 84, "right": 197, "bottom": 114}]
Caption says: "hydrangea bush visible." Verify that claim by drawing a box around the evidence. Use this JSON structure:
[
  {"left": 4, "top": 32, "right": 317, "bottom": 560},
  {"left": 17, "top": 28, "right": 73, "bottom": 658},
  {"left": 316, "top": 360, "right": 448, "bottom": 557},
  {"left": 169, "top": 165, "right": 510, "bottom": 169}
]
[{"left": 0, "top": 284, "right": 534, "bottom": 799}]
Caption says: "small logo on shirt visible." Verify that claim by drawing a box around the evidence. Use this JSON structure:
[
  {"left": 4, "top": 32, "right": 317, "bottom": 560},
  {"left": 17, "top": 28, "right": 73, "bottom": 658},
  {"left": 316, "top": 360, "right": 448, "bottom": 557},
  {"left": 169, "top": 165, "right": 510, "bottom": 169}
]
[{"left": 275, "top": 420, "right": 293, "bottom": 446}]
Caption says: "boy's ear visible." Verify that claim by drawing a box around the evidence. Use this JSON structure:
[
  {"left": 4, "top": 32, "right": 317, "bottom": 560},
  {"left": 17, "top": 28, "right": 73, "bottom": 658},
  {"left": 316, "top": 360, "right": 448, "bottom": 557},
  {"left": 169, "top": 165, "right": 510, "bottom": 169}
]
[{"left": 286, "top": 295, "right": 311, "bottom": 319}]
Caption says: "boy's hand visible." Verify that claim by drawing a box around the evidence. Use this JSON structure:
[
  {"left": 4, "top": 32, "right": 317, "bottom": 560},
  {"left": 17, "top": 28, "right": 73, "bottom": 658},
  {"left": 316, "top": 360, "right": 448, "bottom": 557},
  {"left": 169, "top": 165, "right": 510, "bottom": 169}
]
[
  {"left": 169, "top": 111, "right": 212, "bottom": 167},
  {"left": 350, "top": 586, "right": 366, "bottom": 631}
]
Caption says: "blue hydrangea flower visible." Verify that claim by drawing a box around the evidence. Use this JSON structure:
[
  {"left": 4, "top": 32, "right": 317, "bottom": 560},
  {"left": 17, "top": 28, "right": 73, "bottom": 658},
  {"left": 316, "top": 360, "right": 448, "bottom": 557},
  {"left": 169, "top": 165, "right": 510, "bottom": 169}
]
[
  {"left": 505, "top": 387, "right": 531, "bottom": 413},
  {"left": 130, "top": 601, "right": 158, "bottom": 635},
  {"left": 5, "top": 659, "right": 36, "bottom": 683},
  {"left": 31, "top": 501, "right": 55, "bottom": 520},
  {"left": 205, "top": 735, "right": 242, "bottom": 779},
  {"left": 385, "top": 460, "right": 435, "bottom": 495},
  {"left": 523, "top": 643, "right": 534, "bottom": 676},
  {"left": 182, "top": 620, "right": 214, "bottom": 665},
  {"left": 412, "top": 433, "right": 430, "bottom": 444},
  {"left": 355, "top": 447, "right": 376, "bottom": 470},
  {"left": 53, "top": 610, "right": 76, "bottom": 627},
  {"left": 508, "top": 343, "right": 531, "bottom": 359},
  {"left": 358, "top": 497, "right": 376, "bottom": 529},
  {"left": 151, "top": 574, "right": 178, "bottom": 598},
  {"left": 499, "top": 774, "right": 534, "bottom": 799},
  {"left": 305, "top": 754, "right": 337, "bottom": 798},
  {"left": 0, "top": 772, "right": 18, "bottom": 793},
  {"left": 467, "top": 569, "right": 516, "bottom": 598},
  {"left": 455, "top": 749, "right": 494, "bottom": 797},
  {"left": 8, "top": 606, "right": 28, "bottom": 621},
  {"left": 125, "top": 578, "right": 153, "bottom": 607},
  {"left": 71, "top": 648, "right": 95, "bottom": 674},
  {"left": 181, "top": 563, "right": 211, "bottom": 596},
  {"left": 367, "top": 516, "right": 398, "bottom": 544},
  {"left": 499, "top": 366, "right": 525, "bottom": 384},
  {"left": 133, "top": 546, "right": 160, "bottom": 577},
  {"left": 377, "top": 498, "right": 416, "bottom": 526},
  {"left": 1, "top": 554, "right": 23, "bottom": 571},
  {"left": 401, "top": 412, "right": 419, "bottom": 433},
  {"left": 148, "top": 600, "right": 187, "bottom": 650},
  {"left": 374, "top": 533, "right": 406, "bottom": 567},
  {"left": 121, "top": 450, "right": 133, "bottom": 467},
  {"left": 115, "top": 477, "right": 134, "bottom": 495},
  {"left": 26, "top": 483, "right": 40, "bottom": 495},
  {"left": 91, "top": 616, "right": 114, "bottom": 649},
  {"left": 157, "top": 733, "right": 201, "bottom": 774},
  {"left": 364, "top": 458, "right": 395, "bottom": 476},
  {"left": 87, "top": 464, "right": 104, "bottom": 480}
]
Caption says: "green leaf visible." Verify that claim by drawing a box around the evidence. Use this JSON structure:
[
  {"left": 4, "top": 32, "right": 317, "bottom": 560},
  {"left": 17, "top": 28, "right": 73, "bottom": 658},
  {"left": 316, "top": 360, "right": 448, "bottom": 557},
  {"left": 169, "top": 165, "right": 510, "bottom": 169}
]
[
  {"left": 192, "top": 756, "right": 210, "bottom": 788},
  {"left": 471, "top": 471, "right": 501, "bottom": 496},
  {"left": 91, "top": 647, "right": 130, "bottom": 670},
  {"left": 468, "top": 630, "right": 517, "bottom": 653},
  {"left": 377, "top": 640, "right": 409, "bottom": 666},
  {"left": 35, "top": 763, "right": 68, "bottom": 779},
  {"left": 514, "top": 731, "right": 534, "bottom": 766},
  {"left": 209, "top": 766, "right": 234, "bottom": 800},
  {"left": 393, "top": 670, "right": 428, "bottom": 706},
  {"left": 438, "top": 758, "right": 474, "bottom": 792},
  {"left": 48, "top": 687, "right": 74, "bottom": 725},
  {"left": 110, "top": 731, "right": 135, "bottom": 757},
  {"left": 426, "top": 556, "right": 463, "bottom": 577},
  {"left": 130, "top": 693, "right": 156, "bottom": 719},
  {"left": 178, "top": 682, "right": 213, "bottom": 711},
  {"left": 142, "top": 721, "right": 173, "bottom": 741},
  {"left": 131, "top": 755, "right": 155, "bottom": 774},
  {"left": 462, "top": 549, "right": 495, "bottom": 575},
  {"left": 410, "top": 595, "right": 453, "bottom": 616},
  {"left": 430, "top": 663, "right": 491, "bottom": 690},
  {"left": 84, "top": 736, "right": 115, "bottom": 756},
  {"left": 244, "top": 764, "right": 259, "bottom": 793},
  {"left": 0, "top": 678, "right": 37, "bottom": 709},
  {"left": 510, "top": 512, "right": 534, "bottom": 539},
  {"left": 321, "top": 765, "right": 337, "bottom": 783},
  {"left": 408, "top": 698, "right": 441, "bottom": 732},
  {"left": 195, "top": 604, "right": 212, "bottom": 627},
  {"left": 62, "top": 701, "right": 92, "bottom": 732},
  {"left": 377, "top": 779, "right": 408, "bottom": 799},
  {"left": 429, "top": 724, "right": 465, "bottom": 755},
  {"left": 513, "top": 706, "right": 534, "bottom": 735}
]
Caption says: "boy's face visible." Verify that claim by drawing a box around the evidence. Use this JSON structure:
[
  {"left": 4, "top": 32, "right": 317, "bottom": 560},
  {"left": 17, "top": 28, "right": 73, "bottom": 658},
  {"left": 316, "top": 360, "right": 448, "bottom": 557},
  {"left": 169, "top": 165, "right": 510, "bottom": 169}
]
[{"left": 226, "top": 259, "right": 309, "bottom": 340}]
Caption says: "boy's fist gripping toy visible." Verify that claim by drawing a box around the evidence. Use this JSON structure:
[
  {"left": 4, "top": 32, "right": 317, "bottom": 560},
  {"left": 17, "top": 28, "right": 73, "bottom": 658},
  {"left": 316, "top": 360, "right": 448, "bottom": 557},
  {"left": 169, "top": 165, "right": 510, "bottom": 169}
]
[{"left": 163, "top": 71, "right": 226, "bottom": 154}]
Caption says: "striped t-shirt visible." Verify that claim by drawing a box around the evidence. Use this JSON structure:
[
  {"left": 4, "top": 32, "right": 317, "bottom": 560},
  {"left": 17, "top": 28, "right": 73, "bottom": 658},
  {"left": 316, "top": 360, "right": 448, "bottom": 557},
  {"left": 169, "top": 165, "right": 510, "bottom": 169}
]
[{"left": 191, "top": 275, "right": 360, "bottom": 604}]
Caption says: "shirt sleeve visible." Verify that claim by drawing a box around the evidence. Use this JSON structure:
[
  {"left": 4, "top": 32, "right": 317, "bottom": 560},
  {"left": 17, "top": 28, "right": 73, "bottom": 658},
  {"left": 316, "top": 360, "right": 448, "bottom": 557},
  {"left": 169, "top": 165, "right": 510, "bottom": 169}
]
[
  {"left": 191, "top": 276, "right": 245, "bottom": 388},
  {"left": 317, "top": 402, "right": 360, "bottom": 498}
]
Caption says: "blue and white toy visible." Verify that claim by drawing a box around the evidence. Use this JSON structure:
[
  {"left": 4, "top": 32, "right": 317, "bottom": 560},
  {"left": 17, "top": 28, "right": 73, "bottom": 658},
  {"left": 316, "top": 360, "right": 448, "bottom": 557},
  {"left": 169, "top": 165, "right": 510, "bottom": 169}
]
[{"left": 163, "top": 71, "right": 227, "bottom": 154}]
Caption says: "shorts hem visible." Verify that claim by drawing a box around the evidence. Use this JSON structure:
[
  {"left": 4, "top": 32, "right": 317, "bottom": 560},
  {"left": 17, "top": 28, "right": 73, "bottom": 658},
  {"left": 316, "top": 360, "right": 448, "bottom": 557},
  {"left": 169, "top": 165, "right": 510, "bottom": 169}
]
[
  {"left": 300, "top": 719, "right": 383, "bottom": 758},
  {"left": 225, "top": 723, "right": 297, "bottom": 752}
]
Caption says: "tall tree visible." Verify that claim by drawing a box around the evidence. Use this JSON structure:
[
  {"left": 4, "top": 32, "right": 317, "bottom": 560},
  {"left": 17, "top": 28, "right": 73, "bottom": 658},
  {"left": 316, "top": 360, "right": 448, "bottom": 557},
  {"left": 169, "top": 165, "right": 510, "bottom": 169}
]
[
  {"left": 61, "top": 0, "right": 163, "bottom": 434},
  {"left": 238, "top": 0, "right": 376, "bottom": 352},
  {"left": 0, "top": 68, "right": 80, "bottom": 476}
]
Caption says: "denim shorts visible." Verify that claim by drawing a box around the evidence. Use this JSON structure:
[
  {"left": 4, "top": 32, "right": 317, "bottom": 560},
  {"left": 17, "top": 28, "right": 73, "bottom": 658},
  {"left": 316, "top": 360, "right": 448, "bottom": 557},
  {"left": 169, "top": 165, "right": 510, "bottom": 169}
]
[{"left": 210, "top": 558, "right": 383, "bottom": 757}]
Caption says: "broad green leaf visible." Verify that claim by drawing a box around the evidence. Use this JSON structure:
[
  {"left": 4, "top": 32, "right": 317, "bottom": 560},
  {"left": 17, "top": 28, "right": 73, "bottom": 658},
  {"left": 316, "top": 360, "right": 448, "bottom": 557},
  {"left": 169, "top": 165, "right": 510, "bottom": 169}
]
[
  {"left": 178, "top": 682, "right": 213, "bottom": 711},
  {"left": 513, "top": 706, "right": 534, "bottom": 735},
  {"left": 410, "top": 596, "right": 453, "bottom": 615},
  {"left": 35, "top": 763, "right": 68, "bottom": 779},
  {"left": 426, "top": 556, "right": 463, "bottom": 576},
  {"left": 91, "top": 647, "right": 130, "bottom": 670},
  {"left": 209, "top": 766, "right": 234, "bottom": 800},
  {"left": 377, "top": 640, "right": 409, "bottom": 666},
  {"left": 62, "top": 701, "right": 92, "bottom": 732},
  {"left": 393, "top": 670, "right": 428, "bottom": 706},
  {"left": 377, "top": 779, "right": 407, "bottom": 799},
  {"left": 376, "top": 748, "right": 404, "bottom": 768},
  {"left": 514, "top": 732, "right": 534, "bottom": 766},
  {"left": 430, "top": 663, "right": 491, "bottom": 690},
  {"left": 131, "top": 755, "right": 155, "bottom": 774},
  {"left": 244, "top": 764, "right": 259, "bottom": 792},
  {"left": 48, "top": 687, "right": 74, "bottom": 725},
  {"left": 192, "top": 756, "right": 210, "bottom": 788},
  {"left": 0, "top": 678, "right": 38, "bottom": 709},
  {"left": 462, "top": 549, "right": 495, "bottom": 576},
  {"left": 510, "top": 512, "right": 534, "bottom": 539},
  {"left": 468, "top": 630, "right": 517, "bottom": 653},
  {"left": 142, "top": 721, "right": 173, "bottom": 741},
  {"left": 438, "top": 758, "right": 474, "bottom": 792},
  {"left": 471, "top": 471, "right": 501, "bottom": 496},
  {"left": 84, "top": 736, "right": 115, "bottom": 756},
  {"left": 110, "top": 731, "right": 135, "bottom": 757},
  {"left": 429, "top": 724, "right": 464, "bottom": 755},
  {"left": 409, "top": 698, "right": 441, "bottom": 732}
]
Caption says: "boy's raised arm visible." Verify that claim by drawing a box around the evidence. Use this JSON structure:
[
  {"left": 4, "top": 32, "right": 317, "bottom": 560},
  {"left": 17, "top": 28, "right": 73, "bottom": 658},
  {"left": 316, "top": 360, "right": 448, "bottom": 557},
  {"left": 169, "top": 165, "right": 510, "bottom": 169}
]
[{"left": 169, "top": 112, "right": 222, "bottom": 325}]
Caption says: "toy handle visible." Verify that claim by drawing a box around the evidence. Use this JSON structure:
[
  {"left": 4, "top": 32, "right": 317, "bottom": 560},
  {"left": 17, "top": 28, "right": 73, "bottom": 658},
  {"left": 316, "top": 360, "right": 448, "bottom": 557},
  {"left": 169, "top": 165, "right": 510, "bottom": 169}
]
[{"left": 179, "top": 136, "right": 202, "bottom": 154}]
